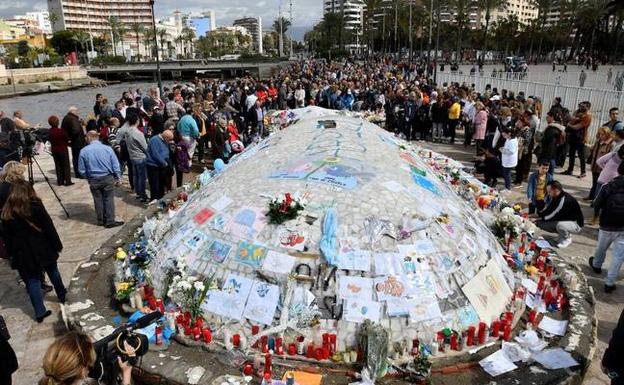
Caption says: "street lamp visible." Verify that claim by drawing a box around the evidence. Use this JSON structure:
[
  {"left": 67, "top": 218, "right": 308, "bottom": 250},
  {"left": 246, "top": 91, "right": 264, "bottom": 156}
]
[{"left": 149, "top": 0, "right": 163, "bottom": 97}]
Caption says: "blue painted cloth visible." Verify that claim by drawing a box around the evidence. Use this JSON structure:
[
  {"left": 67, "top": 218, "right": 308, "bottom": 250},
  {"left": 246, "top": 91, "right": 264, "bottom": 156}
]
[
  {"left": 319, "top": 208, "right": 339, "bottom": 265},
  {"left": 78, "top": 140, "right": 121, "bottom": 179},
  {"left": 129, "top": 311, "right": 174, "bottom": 344}
]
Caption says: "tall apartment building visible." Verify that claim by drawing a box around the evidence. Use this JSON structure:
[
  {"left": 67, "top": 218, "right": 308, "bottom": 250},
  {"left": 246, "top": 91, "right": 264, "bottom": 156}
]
[
  {"left": 481, "top": 0, "right": 538, "bottom": 27},
  {"left": 233, "top": 17, "right": 263, "bottom": 54},
  {"left": 47, "top": 0, "right": 153, "bottom": 36},
  {"left": 12, "top": 11, "right": 52, "bottom": 34},
  {"left": 323, "top": 0, "right": 365, "bottom": 52}
]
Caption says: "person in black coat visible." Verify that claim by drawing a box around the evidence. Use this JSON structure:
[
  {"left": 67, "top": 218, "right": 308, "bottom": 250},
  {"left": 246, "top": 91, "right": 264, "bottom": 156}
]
[
  {"left": 61, "top": 107, "right": 85, "bottom": 179},
  {"left": 603, "top": 307, "right": 624, "bottom": 384},
  {"left": 1, "top": 180, "right": 66, "bottom": 323},
  {"left": 540, "top": 111, "right": 566, "bottom": 176},
  {"left": 0, "top": 315, "right": 18, "bottom": 385}
]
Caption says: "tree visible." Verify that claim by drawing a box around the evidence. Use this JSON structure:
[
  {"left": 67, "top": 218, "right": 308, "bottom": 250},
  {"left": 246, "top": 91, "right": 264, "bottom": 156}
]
[
  {"left": 129, "top": 22, "right": 145, "bottom": 60},
  {"left": 48, "top": 12, "right": 59, "bottom": 32},
  {"left": 50, "top": 30, "right": 78, "bottom": 55},
  {"left": 363, "top": 0, "right": 382, "bottom": 54},
  {"left": 157, "top": 29, "right": 168, "bottom": 59},
  {"left": 181, "top": 26, "right": 196, "bottom": 58},
  {"left": 17, "top": 40, "right": 30, "bottom": 57},
  {"left": 108, "top": 16, "right": 127, "bottom": 56},
  {"left": 477, "top": 0, "right": 506, "bottom": 60},
  {"left": 143, "top": 29, "right": 155, "bottom": 59},
  {"left": 273, "top": 16, "right": 291, "bottom": 56},
  {"left": 174, "top": 35, "right": 184, "bottom": 58}
]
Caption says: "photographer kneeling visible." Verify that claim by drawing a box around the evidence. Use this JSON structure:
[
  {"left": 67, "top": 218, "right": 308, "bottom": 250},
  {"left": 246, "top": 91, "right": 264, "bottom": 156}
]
[{"left": 39, "top": 331, "right": 135, "bottom": 385}]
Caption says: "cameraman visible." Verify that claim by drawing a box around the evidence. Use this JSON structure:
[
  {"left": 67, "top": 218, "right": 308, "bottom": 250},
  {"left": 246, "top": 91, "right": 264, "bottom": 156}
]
[{"left": 39, "top": 331, "right": 135, "bottom": 385}]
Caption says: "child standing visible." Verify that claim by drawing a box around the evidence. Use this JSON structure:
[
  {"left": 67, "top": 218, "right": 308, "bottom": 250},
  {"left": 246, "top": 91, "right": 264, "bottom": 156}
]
[
  {"left": 501, "top": 128, "right": 518, "bottom": 190},
  {"left": 527, "top": 161, "right": 553, "bottom": 214}
]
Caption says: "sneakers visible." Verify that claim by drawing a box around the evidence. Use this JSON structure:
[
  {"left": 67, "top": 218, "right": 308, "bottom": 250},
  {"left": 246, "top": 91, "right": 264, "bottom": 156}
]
[
  {"left": 556, "top": 237, "right": 572, "bottom": 248},
  {"left": 588, "top": 257, "right": 602, "bottom": 274},
  {"left": 36, "top": 310, "right": 52, "bottom": 323},
  {"left": 605, "top": 284, "right": 616, "bottom": 293}
]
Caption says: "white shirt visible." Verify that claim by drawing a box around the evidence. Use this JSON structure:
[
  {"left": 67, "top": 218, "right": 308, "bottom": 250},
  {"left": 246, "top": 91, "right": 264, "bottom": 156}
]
[{"left": 501, "top": 138, "right": 519, "bottom": 168}]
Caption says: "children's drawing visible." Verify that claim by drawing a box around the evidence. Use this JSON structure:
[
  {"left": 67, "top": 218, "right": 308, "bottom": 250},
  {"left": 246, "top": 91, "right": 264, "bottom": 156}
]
[
  {"left": 269, "top": 156, "right": 374, "bottom": 190},
  {"left": 243, "top": 281, "right": 280, "bottom": 325},
  {"left": 262, "top": 250, "right": 297, "bottom": 275},
  {"left": 201, "top": 239, "right": 232, "bottom": 264},
  {"left": 408, "top": 296, "right": 443, "bottom": 323},
  {"left": 208, "top": 214, "right": 230, "bottom": 233},
  {"left": 226, "top": 207, "right": 267, "bottom": 240},
  {"left": 342, "top": 298, "right": 382, "bottom": 323},
  {"left": 373, "top": 253, "right": 405, "bottom": 276},
  {"left": 386, "top": 298, "right": 411, "bottom": 317},
  {"left": 201, "top": 290, "right": 246, "bottom": 321},
  {"left": 193, "top": 208, "right": 214, "bottom": 225},
  {"left": 456, "top": 305, "right": 481, "bottom": 328},
  {"left": 462, "top": 259, "right": 513, "bottom": 322},
  {"left": 185, "top": 230, "right": 211, "bottom": 251},
  {"left": 338, "top": 276, "right": 373, "bottom": 300},
  {"left": 233, "top": 241, "right": 268, "bottom": 269},
  {"left": 412, "top": 173, "right": 440, "bottom": 196},
  {"left": 276, "top": 228, "right": 307, "bottom": 251},
  {"left": 374, "top": 276, "right": 409, "bottom": 301},
  {"left": 336, "top": 248, "right": 371, "bottom": 272},
  {"left": 222, "top": 273, "right": 253, "bottom": 297}
]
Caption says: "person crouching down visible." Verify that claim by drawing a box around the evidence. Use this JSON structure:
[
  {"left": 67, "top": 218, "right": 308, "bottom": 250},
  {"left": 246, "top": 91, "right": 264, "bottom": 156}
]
[{"left": 534, "top": 180, "right": 584, "bottom": 248}]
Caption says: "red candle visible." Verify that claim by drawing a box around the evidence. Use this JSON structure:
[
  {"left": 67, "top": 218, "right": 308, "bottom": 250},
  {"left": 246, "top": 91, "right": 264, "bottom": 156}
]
[
  {"left": 478, "top": 322, "right": 487, "bottom": 344},
  {"left": 264, "top": 352, "right": 272, "bottom": 374},
  {"left": 537, "top": 276, "right": 545, "bottom": 292},
  {"left": 143, "top": 285, "right": 153, "bottom": 299},
  {"left": 156, "top": 298, "right": 165, "bottom": 314},
  {"left": 155, "top": 326, "right": 162, "bottom": 345},
  {"left": 323, "top": 346, "right": 330, "bottom": 359},
  {"left": 450, "top": 333, "right": 458, "bottom": 350},
  {"left": 503, "top": 323, "right": 512, "bottom": 341},
  {"left": 306, "top": 344, "right": 314, "bottom": 359},
  {"left": 184, "top": 311, "right": 191, "bottom": 323},
  {"left": 466, "top": 326, "right": 475, "bottom": 346},
  {"left": 148, "top": 296, "right": 156, "bottom": 310},
  {"left": 544, "top": 290, "right": 553, "bottom": 306},
  {"left": 322, "top": 333, "right": 329, "bottom": 347},
  {"left": 243, "top": 364, "right": 253, "bottom": 376},
  {"left": 505, "top": 311, "right": 513, "bottom": 323},
  {"left": 195, "top": 317, "right": 203, "bottom": 329},
  {"left": 330, "top": 334, "right": 337, "bottom": 355},
  {"left": 491, "top": 320, "right": 500, "bottom": 337},
  {"left": 528, "top": 310, "right": 537, "bottom": 324},
  {"left": 233, "top": 334, "right": 241, "bottom": 348},
  {"left": 261, "top": 335, "right": 268, "bottom": 353},
  {"left": 411, "top": 338, "right": 420, "bottom": 355},
  {"left": 275, "top": 337, "right": 283, "bottom": 355},
  {"left": 202, "top": 328, "right": 212, "bottom": 343},
  {"left": 315, "top": 347, "right": 324, "bottom": 361},
  {"left": 252, "top": 325, "right": 260, "bottom": 348},
  {"left": 545, "top": 265, "right": 553, "bottom": 277},
  {"left": 288, "top": 343, "right": 296, "bottom": 356},
  {"left": 192, "top": 326, "right": 201, "bottom": 341},
  {"left": 183, "top": 325, "right": 191, "bottom": 336}
]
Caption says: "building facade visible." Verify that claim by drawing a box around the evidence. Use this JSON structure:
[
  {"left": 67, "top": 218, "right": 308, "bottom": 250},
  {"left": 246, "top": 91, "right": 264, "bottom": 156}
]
[
  {"left": 189, "top": 10, "right": 216, "bottom": 37},
  {"left": 11, "top": 11, "right": 52, "bottom": 34},
  {"left": 481, "top": 0, "right": 538, "bottom": 27},
  {"left": 233, "top": 17, "right": 263, "bottom": 54},
  {"left": 323, "top": 0, "right": 365, "bottom": 52},
  {"left": 47, "top": 0, "right": 153, "bottom": 36}
]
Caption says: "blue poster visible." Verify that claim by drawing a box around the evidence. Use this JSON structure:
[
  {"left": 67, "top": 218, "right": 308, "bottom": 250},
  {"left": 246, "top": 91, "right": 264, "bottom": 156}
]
[{"left": 412, "top": 173, "right": 440, "bottom": 196}]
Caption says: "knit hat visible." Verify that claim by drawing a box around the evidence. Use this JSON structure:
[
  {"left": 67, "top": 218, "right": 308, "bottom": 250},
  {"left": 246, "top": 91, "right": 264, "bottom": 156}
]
[{"left": 614, "top": 121, "right": 624, "bottom": 132}]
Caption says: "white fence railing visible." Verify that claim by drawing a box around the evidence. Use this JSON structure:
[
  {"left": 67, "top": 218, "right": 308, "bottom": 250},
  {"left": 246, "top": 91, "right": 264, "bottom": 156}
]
[{"left": 437, "top": 72, "right": 624, "bottom": 141}]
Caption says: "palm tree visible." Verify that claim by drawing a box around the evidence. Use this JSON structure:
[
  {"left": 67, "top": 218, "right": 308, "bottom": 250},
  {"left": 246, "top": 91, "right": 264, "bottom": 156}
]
[
  {"left": 273, "top": 16, "right": 291, "bottom": 56},
  {"left": 48, "top": 12, "right": 59, "bottom": 32},
  {"left": 174, "top": 35, "right": 184, "bottom": 58},
  {"left": 363, "top": 0, "right": 382, "bottom": 54},
  {"left": 181, "top": 26, "right": 196, "bottom": 58},
  {"left": 157, "top": 29, "right": 168, "bottom": 59},
  {"left": 449, "top": 0, "right": 473, "bottom": 61},
  {"left": 143, "top": 29, "right": 154, "bottom": 59},
  {"left": 477, "top": 0, "right": 506, "bottom": 61},
  {"left": 107, "top": 16, "right": 121, "bottom": 56},
  {"left": 128, "top": 22, "right": 145, "bottom": 60}
]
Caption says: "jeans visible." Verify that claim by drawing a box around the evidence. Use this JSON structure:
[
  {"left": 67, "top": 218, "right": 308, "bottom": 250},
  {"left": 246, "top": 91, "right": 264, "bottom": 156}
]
[
  {"left": 447, "top": 119, "right": 459, "bottom": 143},
  {"left": 432, "top": 122, "right": 444, "bottom": 140},
  {"left": 588, "top": 171, "right": 600, "bottom": 199},
  {"left": 132, "top": 159, "right": 147, "bottom": 200},
  {"left": 591, "top": 229, "right": 624, "bottom": 286},
  {"left": 88, "top": 175, "right": 116, "bottom": 226},
  {"left": 537, "top": 220, "right": 582, "bottom": 242},
  {"left": 502, "top": 167, "right": 513, "bottom": 189},
  {"left": 19, "top": 262, "right": 66, "bottom": 318},
  {"left": 567, "top": 141, "right": 586, "bottom": 174},
  {"left": 548, "top": 158, "right": 556, "bottom": 177}
]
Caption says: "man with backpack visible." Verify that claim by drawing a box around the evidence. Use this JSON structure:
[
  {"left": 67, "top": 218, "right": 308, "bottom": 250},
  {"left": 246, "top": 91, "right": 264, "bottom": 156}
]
[{"left": 589, "top": 161, "right": 624, "bottom": 293}]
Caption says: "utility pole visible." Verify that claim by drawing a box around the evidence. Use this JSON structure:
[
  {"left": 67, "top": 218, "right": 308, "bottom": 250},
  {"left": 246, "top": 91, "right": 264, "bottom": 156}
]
[
  {"left": 409, "top": 0, "right": 413, "bottom": 62},
  {"left": 289, "top": 0, "right": 293, "bottom": 58},
  {"left": 382, "top": 7, "right": 386, "bottom": 55},
  {"left": 394, "top": 2, "right": 398, "bottom": 60},
  {"left": 149, "top": 0, "right": 162, "bottom": 96},
  {"left": 279, "top": 4, "right": 284, "bottom": 57},
  {"left": 434, "top": 0, "right": 440, "bottom": 84},
  {"left": 427, "top": 0, "right": 433, "bottom": 76}
]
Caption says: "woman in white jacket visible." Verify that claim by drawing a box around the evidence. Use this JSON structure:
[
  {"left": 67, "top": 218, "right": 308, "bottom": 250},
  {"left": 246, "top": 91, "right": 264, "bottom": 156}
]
[{"left": 501, "top": 127, "right": 519, "bottom": 190}]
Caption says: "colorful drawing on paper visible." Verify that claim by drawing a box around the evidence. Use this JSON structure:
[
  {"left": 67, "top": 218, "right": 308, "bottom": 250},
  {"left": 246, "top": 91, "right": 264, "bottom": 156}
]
[
  {"left": 456, "top": 305, "right": 481, "bottom": 328},
  {"left": 201, "top": 290, "right": 247, "bottom": 321},
  {"left": 462, "top": 259, "right": 513, "bottom": 322},
  {"left": 436, "top": 255, "right": 457, "bottom": 274},
  {"left": 262, "top": 250, "right": 297, "bottom": 275},
  {"left": 226, "top": 207, "right": 267, "bottom": 240},
  {"left": 336, "top": 247, "right": 371, "bottom": 272},
  {"left": 276, "top": 228, "right": 307, "bottom": 251},
  {"left": 185, "top": 230, "right": 211, "bottom": 251},
  {"left": 338, "top": 276, "right": 373, "bottom": 300},
  {"left": 412, "top": 173, "right": 440, "bottom": 196},
  {"left": 374, "top": 276, "right": 409, "bottom": 301},
  {"left": 342, "top": 298, "right": 382, "bottom": 323},
  {"left": 373, "top": 253, "right": 405, "bottom": 276},
  {"left": 164, "top": 222, "right": 194, "bottom": 249},
  {"left": 386, "top": 298, "right": 411, "bottom": 317},
  {"left": 269, "top": 156, "right": 374, "bottom": 190},
  {"left": 233, "top": 241, "right": 268, "bottom": 269},
  {"left": 208, "top": 214, "right": 230, "bottom": 233},
  {"left": 222, "top": 273, "right": 254, "bottom": 296},
  {"left": 408, "top": 296, "right": 443, "bottom": 323},
  {"left": 193, "top": 208, "right": 214, "bottom": 225},
  {"left": 201, "top": 239, "right": 232, "bottom": 264},
  {"left": 243, "top": 281, "right": 280, "bottom": 325}
]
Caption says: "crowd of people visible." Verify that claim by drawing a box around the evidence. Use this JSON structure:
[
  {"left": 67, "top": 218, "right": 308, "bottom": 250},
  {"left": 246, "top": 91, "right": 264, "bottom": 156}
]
[{"left": 0, "top": 57, "right": 623, "bottom": 384}]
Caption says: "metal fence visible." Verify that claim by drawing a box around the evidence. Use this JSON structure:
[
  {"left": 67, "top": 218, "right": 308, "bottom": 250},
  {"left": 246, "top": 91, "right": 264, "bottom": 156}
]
[{"left": 437, "top": 72, "right": 624, "bottom": 141}]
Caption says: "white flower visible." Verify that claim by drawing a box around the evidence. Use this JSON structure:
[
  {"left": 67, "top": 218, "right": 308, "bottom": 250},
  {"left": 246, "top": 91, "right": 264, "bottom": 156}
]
[
  {"left": 501, "top": 207, "right": 515, "bottom": 216},
  {"left": 193, "top": 281, "right": 205, "bottom": 292},
  {"left": 187, "top": 276, "right": 198, "bottom": 283}
]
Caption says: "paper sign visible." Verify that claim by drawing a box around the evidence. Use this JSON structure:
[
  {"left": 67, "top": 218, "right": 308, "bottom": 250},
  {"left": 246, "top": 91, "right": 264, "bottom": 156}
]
[
  {"left": 226, "top": 207, "right": 267, "bottom": 240},
  {"left": 201, "top": 239, "right": 232, "bottom": 264},
  {"left": 535, "top": 239, "right": 553, "bottom": 249},
  {"left": 243, "top": 281, "right": 280, "bottom": 325},
  {"left": 336, "top": 248, "right": 371, "bottom": 271},
  {"left": 479, "top": 349, "right": 518, "bottom": 377},
  {"left": 412, "top": 173, "right": 440, "bottom": 195},
  {"left": 533, "top": 348, "right": 580, "bottom": 369},
  {"left": 338, "top": 276, "right": 373, "bottom": 300},
  {"left": 386, "top": 298, "right": 411, "bottom": 317},
  {"left": 408, "top": 296, "right": 443, "bottom": 323},
  {"left": 342, "top": 298, "right": 382, "bottom": 323},
  {"left": 202, "top": 290, "right": 247, "bottom": 321},
  {"left": 208, "top": 214, "right": 230, "bottom": 233},
  {"left": 398, "top": 241, "right": 437, "bottom": 257},
  {"left": 275, "top": 228, "right": 307, "bottom": 251},
  {"left": 185, "top": 230, "right": 211, "bottom": 251},
  {"left": 525, "top": 292, "right": 547, "bottom": 312},
  {"left": 210, "top": 195, "right": 233, "bottom": 212},
  {"left": 373, "top": 253, "right": 405, "bottom": 276},
  {"left": 538, "top": 316, "right": 568, "bottom": 336},
  {"left": 262, "top": 250, "right": 297, "bottom": 275},
  {"left": 374, "top": 276, "right": 410, "bottom": 301},
  {"left": 193, "top": 208, "right": 214, "bottom": 225},
  {"left": 233, "top": 241, "right": 268, "bottom": 269},
  {"left": 521, "top": 278, "right": 538, "bottom": 294},
  {"left": 462, "top": 259, "right": 514, "bottom": 322}
]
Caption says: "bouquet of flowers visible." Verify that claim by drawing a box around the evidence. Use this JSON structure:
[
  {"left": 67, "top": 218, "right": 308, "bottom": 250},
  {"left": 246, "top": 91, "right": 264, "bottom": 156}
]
[
  {"left": 491, "top": 206, "right": 536, "bottom": 242},
  {"left": 166, "top": 255, "right": 216, "bottom": 321},
  {"left": 267, "top": 193, "right": 305, "bottom": 225},
  {"left": 114, "top": 280, "right": 136, "bottom": 301}
]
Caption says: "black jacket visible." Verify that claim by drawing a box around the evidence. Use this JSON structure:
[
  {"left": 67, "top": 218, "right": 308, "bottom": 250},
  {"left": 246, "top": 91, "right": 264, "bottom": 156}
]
[
  {"left": 2, "top": 199, "right": 63, "bottom": 277},
  {"left": 603, "top": 308, "right": 624, "bottom": 378},
  {"left": 539, "top": 191, "right": 584, "bottom": 228},
  {"left": 540, "top": 123, "right": 564, "bottom": 161},
  {"left": 61, "top": 113, "right": 85, "bottom": 148},
  {"left": 594, "top": 175, "right": 624, "bottom": 231}
]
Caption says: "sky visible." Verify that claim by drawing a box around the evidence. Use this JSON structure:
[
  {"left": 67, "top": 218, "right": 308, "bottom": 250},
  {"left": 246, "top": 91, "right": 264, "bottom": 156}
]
[{"left": 0, "top": 0, "right": 320, "bottom": 40}]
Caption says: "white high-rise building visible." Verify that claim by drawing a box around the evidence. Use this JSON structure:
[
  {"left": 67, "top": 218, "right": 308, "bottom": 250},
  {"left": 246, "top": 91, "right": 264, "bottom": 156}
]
[
  {"left": 233, "top": 17, "right": 263, "bottom": 54},
  {"left": 481, "top": 0, "right": 538, "bottom": 27},
  {"left": 322, "top": 0, "right": 365, "bottom": 52},
  {"left": 12, "top": 11, "right": 52, "bottom": 34}
]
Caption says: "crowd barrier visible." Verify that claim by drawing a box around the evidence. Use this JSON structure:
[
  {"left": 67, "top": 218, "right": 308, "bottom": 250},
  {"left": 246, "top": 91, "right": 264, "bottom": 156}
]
[{"left": 437, "top": 72, "right": 624, "bottom": 142}]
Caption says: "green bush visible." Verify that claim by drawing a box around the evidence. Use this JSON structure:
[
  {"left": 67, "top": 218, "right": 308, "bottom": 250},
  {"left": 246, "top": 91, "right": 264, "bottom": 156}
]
[{"left": 92, "top": 55, "right": 127, "bottom": 65}]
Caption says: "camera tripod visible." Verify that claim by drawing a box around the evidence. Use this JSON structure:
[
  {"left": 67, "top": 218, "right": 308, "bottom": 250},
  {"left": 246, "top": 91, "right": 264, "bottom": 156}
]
[{"left": 21, "top": 148, "right": 70, "bottom": 219}]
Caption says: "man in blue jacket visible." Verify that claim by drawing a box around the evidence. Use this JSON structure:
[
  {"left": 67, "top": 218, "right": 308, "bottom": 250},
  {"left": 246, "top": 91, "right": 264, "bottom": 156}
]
[{"left": 146, "top": 129, "right": 174, "bottom": 201}]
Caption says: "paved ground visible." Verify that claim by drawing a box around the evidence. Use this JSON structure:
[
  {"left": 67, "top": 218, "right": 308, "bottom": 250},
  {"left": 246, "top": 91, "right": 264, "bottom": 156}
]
[{"left": 0, "top": 138, "right": 620, "bottom": 385}]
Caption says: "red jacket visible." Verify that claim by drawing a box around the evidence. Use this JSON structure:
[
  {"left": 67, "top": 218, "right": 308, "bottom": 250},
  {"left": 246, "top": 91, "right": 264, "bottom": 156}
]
[{"left": 48, "top": 126, "right": 70, "bottom": 153}]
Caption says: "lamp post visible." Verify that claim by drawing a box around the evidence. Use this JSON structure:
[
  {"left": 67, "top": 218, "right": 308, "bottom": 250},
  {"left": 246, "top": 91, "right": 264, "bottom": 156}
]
[{"left": 149, "top": 0, "right": 162, "bottom": 96}]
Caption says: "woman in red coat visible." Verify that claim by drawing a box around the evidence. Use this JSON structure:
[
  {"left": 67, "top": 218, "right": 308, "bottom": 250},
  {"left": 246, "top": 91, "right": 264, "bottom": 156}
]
[{"left": 47, "top": 115, "right": 73, "bottom": 186}]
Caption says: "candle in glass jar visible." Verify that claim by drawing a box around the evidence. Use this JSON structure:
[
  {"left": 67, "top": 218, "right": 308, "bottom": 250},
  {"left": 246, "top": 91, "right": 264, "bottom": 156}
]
[
  {"left": 202, "top": 327, "right": 212, "bottom": 343},
  {"left": 288, "top": 343, "right": 296, "bottom": 356},
  {"left": 491, "top": 320, "right": 500, "bottom": 337},
  {"left": 477, "top": 322, "right": 487, "bottom": 344},
  {"left": 503, "top": 323, "right": 512, "bottom": 341},
  {"left": 466, "top": 327, "right": 475, "bottom": 346},
  {"left": 450, "top": 333, "right": 458, "bottom": 350}
]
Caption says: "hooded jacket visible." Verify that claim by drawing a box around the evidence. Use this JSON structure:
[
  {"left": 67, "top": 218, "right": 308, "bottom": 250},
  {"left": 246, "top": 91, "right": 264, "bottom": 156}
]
[{"left": 594, "top": 175, "right": 624, "bottom": 231}]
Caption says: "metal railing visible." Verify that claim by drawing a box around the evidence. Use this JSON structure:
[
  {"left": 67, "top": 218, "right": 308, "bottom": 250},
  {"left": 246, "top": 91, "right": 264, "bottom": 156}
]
[{"left": 437, "top": 72, "right": 624, "bottom": 141}]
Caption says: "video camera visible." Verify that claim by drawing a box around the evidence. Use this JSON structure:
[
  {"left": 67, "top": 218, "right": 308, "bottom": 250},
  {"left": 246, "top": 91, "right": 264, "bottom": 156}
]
[
  {"left": 9, "top": 127, "right": 49, "bottom": 157},
  {"left": 89, "top": 311, "right": 162, "bottom": 384}
]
